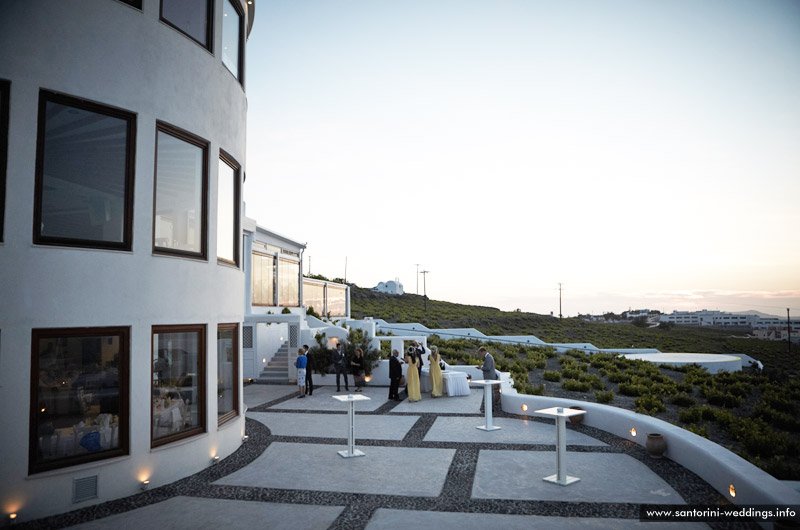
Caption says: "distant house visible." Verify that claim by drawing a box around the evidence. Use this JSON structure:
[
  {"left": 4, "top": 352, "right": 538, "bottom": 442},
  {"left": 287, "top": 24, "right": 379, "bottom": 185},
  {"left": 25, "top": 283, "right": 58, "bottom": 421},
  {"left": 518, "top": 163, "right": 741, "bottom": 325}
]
[{"left": 373, "top": 279, "right": 404, "bottom": 295}]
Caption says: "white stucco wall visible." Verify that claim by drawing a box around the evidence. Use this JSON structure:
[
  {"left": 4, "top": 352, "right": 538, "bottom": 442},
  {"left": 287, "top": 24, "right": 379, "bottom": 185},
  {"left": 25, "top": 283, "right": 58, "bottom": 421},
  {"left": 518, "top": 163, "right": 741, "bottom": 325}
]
[{"left": 0, "top": 0, "right": 250, "bottom": 521}]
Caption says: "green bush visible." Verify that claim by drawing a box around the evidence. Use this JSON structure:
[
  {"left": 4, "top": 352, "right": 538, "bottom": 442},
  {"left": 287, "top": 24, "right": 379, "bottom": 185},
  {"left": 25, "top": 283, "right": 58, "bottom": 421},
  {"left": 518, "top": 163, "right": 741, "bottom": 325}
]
[
  {"left": 618, "top": 382, "right": 647, "bottom": 396},
  {"left": 686, "top": 423, "right": 709, "bottom": 438},
  {"left": 679, "top": 407, "right": 702, "bottom": 424},
  {"left": 543, "top": 370, "right": 561, "bottom": 382},
  {"left": 635, "top": 394, "right": 666, "bottom": 415},
  {"left": 595, "top": 390, "right": 614, "bottom": 403},
  {"left": 562, "top": 379, "right": 591, "bottom": 392},
  {"left": 669, "top": 393, "right": 697, "bottom": 407},
  {"left": 677, "top": 382, "right": 694, "bottom": 394},
  {"left": 561, "top": 368, "right": 582, "bottom": 380},
  {"left": 607, "top": 371, "right": 630, "bottom": 384}
]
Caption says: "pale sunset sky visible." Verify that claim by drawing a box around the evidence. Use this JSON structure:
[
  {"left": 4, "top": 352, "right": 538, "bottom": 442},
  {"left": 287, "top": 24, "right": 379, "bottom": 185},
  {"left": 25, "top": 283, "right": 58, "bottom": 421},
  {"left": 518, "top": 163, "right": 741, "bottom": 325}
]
[{"left": 243, "top": 0, "right": 800, "bottom": 317}]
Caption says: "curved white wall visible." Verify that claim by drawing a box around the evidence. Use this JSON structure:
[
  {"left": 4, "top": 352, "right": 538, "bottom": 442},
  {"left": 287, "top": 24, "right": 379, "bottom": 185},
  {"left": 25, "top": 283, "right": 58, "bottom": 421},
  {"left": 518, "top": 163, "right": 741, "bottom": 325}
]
[{"left": 0, "top": 0, "right": 249, "bottom": 521}]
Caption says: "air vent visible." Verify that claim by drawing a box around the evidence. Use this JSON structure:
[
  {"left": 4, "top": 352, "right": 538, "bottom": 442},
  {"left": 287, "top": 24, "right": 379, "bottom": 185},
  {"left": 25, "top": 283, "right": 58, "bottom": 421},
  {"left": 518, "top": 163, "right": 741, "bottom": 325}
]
[
  {"left": 243, "top": 326, "right": 253, "bottom": 349},
  {"left": 73, "top": 475, "right": 98, "bottom": 503}
]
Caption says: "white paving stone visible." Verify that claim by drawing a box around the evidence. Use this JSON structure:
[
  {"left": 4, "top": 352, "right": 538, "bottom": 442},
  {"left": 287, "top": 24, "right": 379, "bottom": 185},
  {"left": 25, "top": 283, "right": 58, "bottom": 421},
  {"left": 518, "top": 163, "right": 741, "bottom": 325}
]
[
  {"left": 248, "top": 411, "right": 419, "bottom": 440},
  {"left": 243, "top": 384, "right": 298, "bottom": 409},
  {"left": 473, "top": 451, "right": 685, "bottom": 504},
  {"left": 65, "top": 497, "right": 343, "bottom": 530},
  {"left": 425, "top": 416, "right": 607, "bottom": 446},
  {"left": 267, "top": 386, "right": 387, "bottom": 412},
  {"left": 365, "top": 509, "right": 710, "bottom": 530},
  {"left": 214, "top": 442, "right": 455, "bottom": 497},
  {"left": 390, "top": 388, "right": 484, "bottom": 414}
]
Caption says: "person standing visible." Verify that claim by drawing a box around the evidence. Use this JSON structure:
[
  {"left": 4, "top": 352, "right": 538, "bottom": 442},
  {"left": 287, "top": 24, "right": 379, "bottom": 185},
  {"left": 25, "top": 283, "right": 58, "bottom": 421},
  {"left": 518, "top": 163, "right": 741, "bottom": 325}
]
[
  {"left": 331, "top": 342, "right": 349, "bottom": 392},
  {"left": 351, "top": 348, "right": 365, "bottom": 392},
  {"left": 295, "top": 348, "right": 307, "bottom": 398},
  {"left": 429, "top": 345, "right": 443, "bottom": 398},
  {"left": 477, "top": 347, "right": 497, "bottom": 380},
  {"left": 388, "top": 349, "right": 402, "bottom": 400},
  {"left": 412, "top": 341, "right": 424, "bottom": 376},
  {"left": 405, "top": 346, "right": 421, "bottom": 402},
  {"left": 303, "top": 345, "right": 314, "bottom": 396}
]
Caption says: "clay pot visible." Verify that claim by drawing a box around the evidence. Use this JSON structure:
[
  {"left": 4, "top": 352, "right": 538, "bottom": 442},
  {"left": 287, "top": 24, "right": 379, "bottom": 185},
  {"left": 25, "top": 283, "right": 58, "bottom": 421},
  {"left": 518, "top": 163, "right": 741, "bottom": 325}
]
[
  {"left": 568, "top": 406, "right": 585, "bottom": 425},
  {"left": 646, "top": 433, "right": 667, "bottom": 459}
]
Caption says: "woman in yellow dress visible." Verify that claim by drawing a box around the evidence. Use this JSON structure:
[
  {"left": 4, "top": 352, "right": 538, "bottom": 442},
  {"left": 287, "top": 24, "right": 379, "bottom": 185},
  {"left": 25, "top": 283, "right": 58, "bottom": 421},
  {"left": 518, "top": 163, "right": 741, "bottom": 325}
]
[
  {"left": 405, "top": 347, "right": 421, "bottom": 402},
  {"left": 429, "top": 345, "right": 443, "bottom": 398}
]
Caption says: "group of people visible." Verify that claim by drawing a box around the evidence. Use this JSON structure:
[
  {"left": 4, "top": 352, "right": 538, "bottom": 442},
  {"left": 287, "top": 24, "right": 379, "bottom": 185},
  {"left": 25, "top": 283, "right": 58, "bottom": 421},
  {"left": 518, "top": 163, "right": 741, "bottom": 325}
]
[{"left": 294, "top": 340, "right": 498, "bottom": 401}]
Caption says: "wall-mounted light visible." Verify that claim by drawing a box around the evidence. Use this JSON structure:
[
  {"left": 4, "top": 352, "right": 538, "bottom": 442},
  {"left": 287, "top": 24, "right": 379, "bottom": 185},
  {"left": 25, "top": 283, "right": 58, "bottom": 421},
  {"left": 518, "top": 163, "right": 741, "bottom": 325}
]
[
  {"left": 9, "top": 513, "right": 17, "bottom": 523},
  {"left": 140, "top": 479, "right": 150, "bottom": 491},
  {"left": 729, "top": 484, "right": 736, "bottom": 498},
  {"left": 212, "top": 455, "right": 220, "bottom": 465},
  {"left": 262, "top": 358, "right": 266, "bottom": 363},
  {"left": 242, "top": 435, "right": 249, "bottom": 443},
  {"left": 521, "top": 404, "right": 528, "bottom": 412},
  {"left": 364, "top": 376, "right": 372, "bottom": 382},
  {"left": 630, "top": 428, "right": 637, "bottom": 437}
]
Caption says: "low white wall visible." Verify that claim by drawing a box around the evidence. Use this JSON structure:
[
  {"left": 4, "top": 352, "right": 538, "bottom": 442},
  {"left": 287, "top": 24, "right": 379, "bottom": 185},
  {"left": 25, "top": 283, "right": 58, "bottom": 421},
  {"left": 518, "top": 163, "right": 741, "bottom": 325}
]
[{"left": 499, "top": 386, "right": 800, "bottom": 508}]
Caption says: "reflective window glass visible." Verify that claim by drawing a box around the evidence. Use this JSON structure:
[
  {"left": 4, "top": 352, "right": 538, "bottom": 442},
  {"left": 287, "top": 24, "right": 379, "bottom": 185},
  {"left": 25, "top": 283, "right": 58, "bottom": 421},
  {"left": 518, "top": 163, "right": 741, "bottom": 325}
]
[
  {"left": 161, "top": 0, "right": 212, "bottom": 48},
  {"left": 327, "top": 284, "right": 347, "bottom": 317},
  {"left": 278, "top": 258, "right": 299, "bottom": 307},
  {"left": 222, "top": 0, "right": 242, "bottom": 79},
  {"left": 217, "top": 156, "right": 238, "bottom": 265},
  {"left": 217, "top": 324, "right": 238, "bottom": 424},
  {"left": 34, "top": 91, "right": 135, "bottom": 249},
  {"left": 31, "top": 327, "right": 129, "bottom": 474},
  {"left": 154, "top": 124, "right": 207, "bottom": 258}
]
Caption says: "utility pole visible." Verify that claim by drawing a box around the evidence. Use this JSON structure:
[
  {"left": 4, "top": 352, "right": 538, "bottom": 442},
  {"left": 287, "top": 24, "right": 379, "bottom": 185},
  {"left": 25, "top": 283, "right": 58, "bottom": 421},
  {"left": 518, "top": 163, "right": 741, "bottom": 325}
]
[
  {"left": 421, "top": 270, "right": 429, "bottom": 311},
  {"left": 344, "top": 257, "right": 347, "bottom": 284},
  {"left": 788, "top": 308, "right": 792, "bottom": 354},
  {"left": 558, "top": 283, "right": 563, "bottom": 320},
  {"left": 414, "top": 264, "right": 421, "bottom": 295},
  {"left": 308, "top": 256, "right": 311, "bottom": 275}
]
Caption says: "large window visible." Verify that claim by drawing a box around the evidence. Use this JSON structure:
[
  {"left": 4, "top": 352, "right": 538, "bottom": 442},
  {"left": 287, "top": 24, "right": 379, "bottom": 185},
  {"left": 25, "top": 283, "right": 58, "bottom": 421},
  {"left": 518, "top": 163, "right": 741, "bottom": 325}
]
[
  {"left": 34, "top": 90, "right": 136, "bottom": 250},
  {"left": 222, "top": 0, "right": 244, "bottom": 82},
  {"left": 302, "top": 279, "right": 325, "bottom": 316},
  {"left": 153, "top": 122, "right": 208, "bottom": 259},
  {"left": 30, "top": 327, "right": 129, "bottom": 474},
  {"left": 217, "top": 152, "right": 240, "bottom": 266},
  {"left": 251, "top": 252, "right": 276, "bottom": 306},
  {"left": 327, "top": 284, "right": 348, "bottom": 317},
  {"left": 217, "top": 323, "right": 239, "bottom": 425},
  {"left": 152, "top": 325, "right": 206, "bottom": 447},
  {"left": 278, "top": 258, "right": 300, "bottom": 307},
  {"left": 0, "top": 80, "right": 8, "bottom": 242},
  {"left": 160, "top": 0, "right": 214, "bottom": 50}
]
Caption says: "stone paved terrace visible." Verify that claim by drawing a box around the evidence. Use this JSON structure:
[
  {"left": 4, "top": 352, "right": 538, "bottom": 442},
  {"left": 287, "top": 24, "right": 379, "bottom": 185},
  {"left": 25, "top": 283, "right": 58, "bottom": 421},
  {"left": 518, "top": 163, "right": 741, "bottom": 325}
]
[{"left": 18, "top": 384, "right": 759, "bottom": 530}]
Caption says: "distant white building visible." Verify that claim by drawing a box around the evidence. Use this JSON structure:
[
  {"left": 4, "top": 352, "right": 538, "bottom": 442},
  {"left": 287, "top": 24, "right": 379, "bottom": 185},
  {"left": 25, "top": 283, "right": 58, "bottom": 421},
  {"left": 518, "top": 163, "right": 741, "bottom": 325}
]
[
  {"left": 660, "top": 310, "right": 800, "bottom": 334},
  {"left": 373, "top": 279, "right": 404, "bottom": 295}
]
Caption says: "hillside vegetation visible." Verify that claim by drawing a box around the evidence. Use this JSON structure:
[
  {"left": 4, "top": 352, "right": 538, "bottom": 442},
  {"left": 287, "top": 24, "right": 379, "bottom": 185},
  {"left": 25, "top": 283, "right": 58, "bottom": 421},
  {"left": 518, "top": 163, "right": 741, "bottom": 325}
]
[{"left": 350, "top": 286, "right": 797, "bottom": 376}]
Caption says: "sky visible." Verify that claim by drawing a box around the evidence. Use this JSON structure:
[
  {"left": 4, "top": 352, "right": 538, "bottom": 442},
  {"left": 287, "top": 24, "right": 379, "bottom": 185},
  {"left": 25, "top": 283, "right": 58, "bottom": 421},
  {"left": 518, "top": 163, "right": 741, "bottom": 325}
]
[{"left": 243, "top": 0, "right": 800, "bottom": 317}]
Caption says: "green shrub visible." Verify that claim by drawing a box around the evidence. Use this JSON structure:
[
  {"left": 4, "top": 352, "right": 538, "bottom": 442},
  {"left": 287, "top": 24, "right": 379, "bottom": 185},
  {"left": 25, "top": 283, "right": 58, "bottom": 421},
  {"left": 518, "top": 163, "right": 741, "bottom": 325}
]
[
  {"left": 562, "top": 379, "right": 591, "bottom": 392},
  {"left": 669, "top": 393, "right": 697, "bottom": 407},
  {"left": 686, "top": 423, "right": 709, "bottom": 438},
  {"left": 607, "top": 371, "right": 630, "bottom": 384},
  {"left": 595, "top": 390, "right": 614, "bottom": 403},
  {"left": 618, "top": 382, "right": 647, "bottom": 396},
  {"left": 562, "top": 368, "right": 582, "bottom": 380},
  {"left": 635, "top": 394, "right": 666, "bottom": 415},
  {"left": 677, "top": 382, "right": 694, "bottom": 394},
  {"left": 543, "top": 370, "right": 561, "bottom": 382},
  {"left": 679, "top": 407, "right": 702, "bottom": 424}
]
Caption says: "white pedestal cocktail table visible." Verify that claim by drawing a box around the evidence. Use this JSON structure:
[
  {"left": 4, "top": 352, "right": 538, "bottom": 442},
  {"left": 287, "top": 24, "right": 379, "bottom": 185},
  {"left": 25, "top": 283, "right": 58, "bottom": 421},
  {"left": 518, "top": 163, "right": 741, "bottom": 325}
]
[
  {"left": 535, "top": 406, "right": 587, "bottom": 486},
  {"left": 472, "top": 379, "right": 503, "bottom": 431},
  {"left": 332, "top": 393, "right": 371, "bottom": 458}
]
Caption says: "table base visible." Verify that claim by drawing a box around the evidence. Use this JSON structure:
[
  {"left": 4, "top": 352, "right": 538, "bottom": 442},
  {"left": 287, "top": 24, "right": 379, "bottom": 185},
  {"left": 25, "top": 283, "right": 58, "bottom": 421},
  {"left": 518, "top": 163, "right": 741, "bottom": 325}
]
[
  {"left": 337, "top": 449, "right": 366, "bottom": 458},
  {"left": 476, "top": 425, "right": 502, "bottom": 431},
  {"left": 543, "top": 474, "right": 580, "bottom": 486}
]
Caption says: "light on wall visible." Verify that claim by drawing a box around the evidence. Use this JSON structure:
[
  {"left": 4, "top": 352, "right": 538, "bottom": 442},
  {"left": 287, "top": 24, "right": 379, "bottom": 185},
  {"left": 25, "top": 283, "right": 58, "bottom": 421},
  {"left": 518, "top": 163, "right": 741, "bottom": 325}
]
[
  {"left": 9, "top": 513, "right": 17, "bottom": 523},
  {"left": 521, "top": 404, "right": 528, "bottom": 412},
  {"left": 140, "top": 479, "right": 150, "bottom": 491},
  {"left": 729, "top": 484, "right": 736, "bottom": 498},
  {"left": 630, "top": 428, "right": 637, "bottom": 437}
]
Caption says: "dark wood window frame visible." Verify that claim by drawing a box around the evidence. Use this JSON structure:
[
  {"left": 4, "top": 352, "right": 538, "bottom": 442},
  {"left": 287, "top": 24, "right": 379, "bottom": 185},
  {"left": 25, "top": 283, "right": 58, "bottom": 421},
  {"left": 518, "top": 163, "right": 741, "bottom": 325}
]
[
  {"left": 0, "top": 79, "right": 9, "bottom": 243},
  {"left": 217, "top": 150, "right": 240, "bottom": 267},
  {"left": 33, "top": 90, "right": 137, "bottom": 251},
  {"left": 152, "top": 121, "right": 209, "bottom": 260},
  {"left": 151, "top": 324, "right": 207, "bottom": 448},
  {"left": 251, "top": 250, "right": 277, "bottom": 307},
  {"left": 217, "top": 323, "right": 239, "bottom": 426},
  {"left": 118, "top": 0, "right": 143, "bottom": 9},
  {"left": 223, "top": 0, "right": 246, "bottom": 85},
  {"left": 29, "top": 326, "right": 131, "bottom": 475},
  {"left": 159, "top": 0, "right": 215, "bottom": 52}
]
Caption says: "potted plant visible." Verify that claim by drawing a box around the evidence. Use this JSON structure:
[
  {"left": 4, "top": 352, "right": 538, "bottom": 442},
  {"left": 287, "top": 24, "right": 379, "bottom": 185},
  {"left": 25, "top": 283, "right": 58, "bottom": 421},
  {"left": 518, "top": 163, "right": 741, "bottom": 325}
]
[
  {"left": 646, "top": 433, "right": 667, "bottom": 458},
  {"left": 568, "top": 405, "right": 585, "bottom": 425}
]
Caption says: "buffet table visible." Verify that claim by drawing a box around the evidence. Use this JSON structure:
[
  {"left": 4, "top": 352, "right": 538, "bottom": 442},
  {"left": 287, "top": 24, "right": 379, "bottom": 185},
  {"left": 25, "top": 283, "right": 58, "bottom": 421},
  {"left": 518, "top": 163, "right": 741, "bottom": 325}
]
[{"left": 420, "top": 369, "right": 470, "bottom": 396}]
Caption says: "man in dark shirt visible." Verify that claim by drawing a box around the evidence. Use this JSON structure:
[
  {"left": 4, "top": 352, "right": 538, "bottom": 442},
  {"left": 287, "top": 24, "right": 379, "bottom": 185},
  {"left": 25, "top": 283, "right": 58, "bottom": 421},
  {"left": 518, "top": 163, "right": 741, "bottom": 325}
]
[
  {"left": 331, "top": 342, "right": 349, "bottom": 392},
  {"left": 303, "top": 345, "right": 314, "bottom": 396},
  {"left": 388, "top": 349, "right": 402, "bottom": 400}
]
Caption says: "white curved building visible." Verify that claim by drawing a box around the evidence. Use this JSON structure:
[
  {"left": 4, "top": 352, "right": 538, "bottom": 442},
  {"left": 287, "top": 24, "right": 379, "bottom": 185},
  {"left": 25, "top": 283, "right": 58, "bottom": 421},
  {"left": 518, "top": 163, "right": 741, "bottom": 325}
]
[{"left": 0, "top": 0, "right": 253, "bottom": 521}]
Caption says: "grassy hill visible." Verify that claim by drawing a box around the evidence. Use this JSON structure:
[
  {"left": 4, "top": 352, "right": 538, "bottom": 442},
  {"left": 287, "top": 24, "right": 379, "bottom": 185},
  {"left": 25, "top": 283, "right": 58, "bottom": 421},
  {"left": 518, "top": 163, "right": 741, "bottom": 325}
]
[{"left": 350, "top": 286, "right": 798, "bottom": 376}]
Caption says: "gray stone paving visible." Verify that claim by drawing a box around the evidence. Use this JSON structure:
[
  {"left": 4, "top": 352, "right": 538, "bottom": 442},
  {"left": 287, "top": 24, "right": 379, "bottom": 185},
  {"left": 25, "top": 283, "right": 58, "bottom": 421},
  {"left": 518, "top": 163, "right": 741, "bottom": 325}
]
[
  {"left": 424, "top": 416, "right": 607, "bottom": 446},
  {"left": 65, "top": 497, "right": 343, "bottom": 530},
  {"left": 19, "top": 383, "right": 750, "bottom": 530},
  {"left": 267, "top": 386, "right": 387, "bottom": 412}
]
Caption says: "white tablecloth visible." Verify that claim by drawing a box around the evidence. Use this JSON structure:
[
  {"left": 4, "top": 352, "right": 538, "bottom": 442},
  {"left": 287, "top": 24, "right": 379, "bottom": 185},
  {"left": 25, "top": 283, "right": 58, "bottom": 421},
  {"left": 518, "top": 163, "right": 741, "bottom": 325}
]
[{"left": 420, "top": 369, "right": 470, "bottom": 396}]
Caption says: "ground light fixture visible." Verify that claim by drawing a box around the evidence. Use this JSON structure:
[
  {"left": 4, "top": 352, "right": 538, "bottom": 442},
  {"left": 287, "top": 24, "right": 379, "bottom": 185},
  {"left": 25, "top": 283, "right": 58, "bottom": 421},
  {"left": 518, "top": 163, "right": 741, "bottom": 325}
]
[
  {"left": 9, "top": 513, "right": 17, "bottom": 523},
  {"left": 242, "top": 435, "right": 249, "bottom": 443},
  {"left": 140, "top": 479, "right": 150, "bottom": 491},
  {"left": 212, "top": 455, "right": 220, "bottom": 465},
  {"left": 729, "top": 484, "right": 736, "bottom": 498},
  {"left": 521, "top": 404, "right": 528, "bottom": 412},
  {"left": 630, "top": 427, "right": 637, "bottom": 437}
]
